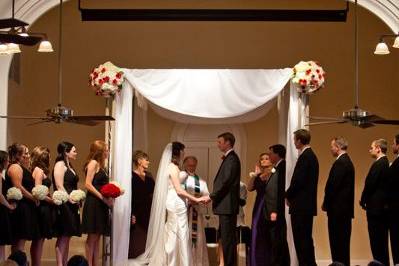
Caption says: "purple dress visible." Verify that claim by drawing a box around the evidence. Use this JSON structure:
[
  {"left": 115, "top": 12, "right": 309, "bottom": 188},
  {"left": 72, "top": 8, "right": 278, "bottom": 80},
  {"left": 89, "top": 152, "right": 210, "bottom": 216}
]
[{"left": 250, "top": 175, "right": 271, "bottom": 266}]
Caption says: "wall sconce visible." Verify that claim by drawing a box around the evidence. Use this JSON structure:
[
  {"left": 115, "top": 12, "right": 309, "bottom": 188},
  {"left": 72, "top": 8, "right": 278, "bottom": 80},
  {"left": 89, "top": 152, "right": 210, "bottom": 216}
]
[{"left": 374, "top": 33, "right": 399, "bottom": 55}]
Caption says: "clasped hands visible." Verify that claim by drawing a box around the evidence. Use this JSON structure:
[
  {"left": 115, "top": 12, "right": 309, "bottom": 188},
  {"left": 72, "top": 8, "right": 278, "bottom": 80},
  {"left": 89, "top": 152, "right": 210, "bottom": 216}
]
[{"left": 191, "top": 195, "right": 211, "bottom": 205}]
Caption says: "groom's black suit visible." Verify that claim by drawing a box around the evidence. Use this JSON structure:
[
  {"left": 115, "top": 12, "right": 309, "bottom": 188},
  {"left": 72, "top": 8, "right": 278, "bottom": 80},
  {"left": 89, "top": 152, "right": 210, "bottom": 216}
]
[{"left": 211, "top": 150, "right": 241, "bottom": 266}]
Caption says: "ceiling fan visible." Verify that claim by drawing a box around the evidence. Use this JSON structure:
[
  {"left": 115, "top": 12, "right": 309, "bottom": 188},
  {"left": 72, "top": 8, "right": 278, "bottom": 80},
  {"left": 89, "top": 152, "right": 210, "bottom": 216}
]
[
  {"left": 307, "top": 0, "right": 399, "bottom": 129},
  {"left": 0, "top": 0, "right": 114, "bottom": 126}
]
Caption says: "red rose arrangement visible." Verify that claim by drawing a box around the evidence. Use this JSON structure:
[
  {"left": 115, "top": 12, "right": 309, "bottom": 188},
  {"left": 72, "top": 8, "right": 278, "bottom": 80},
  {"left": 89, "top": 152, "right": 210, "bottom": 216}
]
[{"left": 100, "top": 183, "right": 122, "bottom": 198}]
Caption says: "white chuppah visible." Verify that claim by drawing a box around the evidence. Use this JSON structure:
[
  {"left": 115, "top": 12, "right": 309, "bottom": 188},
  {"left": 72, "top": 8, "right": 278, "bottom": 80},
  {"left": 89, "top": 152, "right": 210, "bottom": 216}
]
[{"left": 110, "top": 68, "right": 309, "bottom": 266}]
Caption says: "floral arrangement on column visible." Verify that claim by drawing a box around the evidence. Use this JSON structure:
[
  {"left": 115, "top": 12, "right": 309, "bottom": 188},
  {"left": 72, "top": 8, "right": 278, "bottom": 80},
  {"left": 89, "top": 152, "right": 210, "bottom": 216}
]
[
  {"left": 292, "top": 61, "right": 326, "bottom": 94},
  {"left": 89, "top": 61, "right": 124, "bottom": 97}
]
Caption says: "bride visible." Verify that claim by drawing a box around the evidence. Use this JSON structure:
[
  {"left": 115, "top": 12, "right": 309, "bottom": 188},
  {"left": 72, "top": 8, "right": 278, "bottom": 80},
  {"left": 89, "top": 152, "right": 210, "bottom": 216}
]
[{"left": 129, "top": 142, "right": 208, "bottom": 266}]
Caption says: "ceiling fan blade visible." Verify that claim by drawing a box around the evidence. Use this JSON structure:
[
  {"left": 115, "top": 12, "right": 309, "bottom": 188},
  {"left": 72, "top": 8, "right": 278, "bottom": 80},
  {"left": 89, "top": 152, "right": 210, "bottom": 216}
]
[
  {"left": 306, "top": 120, "right": 348, "bottom": 126},
  {"left": 70, "top": 115, "right": 115, "bottom": 121},
  {"left": 358, "top": 122, "right": 375, "bottom": 128},
  {"left": 0, "top": 115, "right": 49, "bottom": 120},
  {"left": 27, "top": 119, "right": 54, "bottom": 126},
  {"left": 309, "top": 116, "right": 344, "bottom": 121},
  {"left": 366, "top": 114, "right": 385, "bottom": 121},
  {"left": 65, "top": 119, "right": 99, "bottom": 126},
  {"left": 0, "top": 18, "right": 28, "bottom": 29},
  {"left": 372, "top": 120, "right": 399, "bottom": 125},
  {"left": 0, "top": 33, "right": 42, "bottom": 46}
]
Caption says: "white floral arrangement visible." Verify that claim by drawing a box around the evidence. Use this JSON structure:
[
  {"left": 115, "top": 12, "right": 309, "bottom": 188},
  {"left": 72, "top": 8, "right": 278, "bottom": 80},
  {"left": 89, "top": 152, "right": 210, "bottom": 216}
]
[
  {"left": 32, "top": 185, "right": 49, "bottom": 200},
  {"left": 6, "top": 187, "right": 23, "bottom": 201},
  {"left": 89, "top": 61, "right": 124, "bottom": 97},
  {"left": 271, "top": 168, "right": 276, "bottom": 174},
  {"left": 53, "top": 190, "right": 69, "bottom": 205},
  {"left": 292, "top": 61, "right": 326, "bottom": 94},
  {"left": 69, "top": 189, "right": 86, "bottom": 202},
  {"left": 109, "top": 181, "right": 125, "bottom": 195}
]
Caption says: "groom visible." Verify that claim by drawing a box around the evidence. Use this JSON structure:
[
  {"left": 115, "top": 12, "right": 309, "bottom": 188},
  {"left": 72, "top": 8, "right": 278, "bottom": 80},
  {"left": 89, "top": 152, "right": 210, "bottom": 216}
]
[{"left": 206, "top": 132, "right": 241, "bottom": 266}]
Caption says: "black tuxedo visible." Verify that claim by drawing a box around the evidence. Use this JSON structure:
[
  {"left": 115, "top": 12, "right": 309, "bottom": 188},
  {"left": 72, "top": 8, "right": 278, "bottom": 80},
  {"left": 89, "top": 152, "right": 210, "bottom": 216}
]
[
  {"left": 388, "top": 156, "right": 399, "bottom": 264},
  {"left": 322, "top": 153, "right": 355, "bottom": 266},
  {"left": 264, "top": 161, "right": 290, "bottom": 266},
  {"left": 286, "top": 147, "right": 319, "bottom": 266},
  {"left": 211, "top": 150, "right": 241, "bottom": 266},
  {"left": 361, "top": 156, "right": 390, "bottom": 266}
]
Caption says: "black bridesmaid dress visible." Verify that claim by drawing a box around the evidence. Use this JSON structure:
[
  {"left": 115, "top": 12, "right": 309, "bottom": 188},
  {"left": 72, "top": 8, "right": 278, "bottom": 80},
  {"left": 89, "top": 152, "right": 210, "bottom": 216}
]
[
  {"left": 82, "top": 169, "right": 110, "bottom": 236},
  {"left": 37, "top": 176, "right": 55, "bottom": 239},
  {"left": 5, "top": 165, "right": 40, "bottom": 241},
  {"left": 53, "top": 168, "right": 81, "bottom": 237},
  {"left": 0, "top": 176, "right": 13, "bottom": 245}
]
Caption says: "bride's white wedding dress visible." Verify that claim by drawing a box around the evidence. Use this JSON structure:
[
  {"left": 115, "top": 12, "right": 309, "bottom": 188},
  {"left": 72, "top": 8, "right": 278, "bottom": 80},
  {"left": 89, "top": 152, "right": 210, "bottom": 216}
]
[
  {"left": 129, "top": 144, "right": 192, "bottom": 266},
  {"left": 165, "top": 163, "right": 192, "bottom": 266}
]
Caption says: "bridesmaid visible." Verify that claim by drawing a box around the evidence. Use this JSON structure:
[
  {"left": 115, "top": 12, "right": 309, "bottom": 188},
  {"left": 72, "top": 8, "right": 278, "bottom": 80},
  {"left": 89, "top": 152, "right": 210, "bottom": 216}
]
[
  {"left": 31, "top": 146, "right": 54, "bottom": 266},
  {"left": 82, "top": 140, "right": 113, "bottom": 266},
  {"left": 0, "top": 150, "right": 15, "bottom": 262},
  {"left": 5, "top": 144, "right": 40, "bottom": 255},
  {"left": 53, "top": 142, "right": 81, "bottom": 266},
  {"left": 247, "top": 153, "right": 273, "bottom": 266},
  {"left": 128, "top": 150, "right": 155, "bottom": 258}
]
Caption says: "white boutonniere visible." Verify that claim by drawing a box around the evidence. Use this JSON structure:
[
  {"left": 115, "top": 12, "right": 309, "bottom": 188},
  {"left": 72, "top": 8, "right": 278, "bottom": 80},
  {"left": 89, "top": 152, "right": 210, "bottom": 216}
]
[{"left": 271, "top": 168, "right": 276, "bottom": 174}]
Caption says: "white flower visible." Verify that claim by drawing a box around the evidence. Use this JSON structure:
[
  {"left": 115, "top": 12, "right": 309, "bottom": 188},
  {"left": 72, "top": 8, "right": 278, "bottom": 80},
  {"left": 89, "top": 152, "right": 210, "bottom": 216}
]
[
  {"left": 109, "top": 181, "right": 125, "bottom": 195},
  {"left": 271, "top": 168, "right": 276, "bottom": 174},
  {"left": 53, "top": 190, "right": 69, "bottom": 205},
  {"left": 32, "top": 185, "right": 49, "bottom": 200},
  {"left": 7, "top": 187, "right": 23, "bottom": 201},
  {"left": 70, "top": 189, "right": 86, "bottom": 202},
  {"left": 294, "top": 61, "right": 310, "bottom": 72}
]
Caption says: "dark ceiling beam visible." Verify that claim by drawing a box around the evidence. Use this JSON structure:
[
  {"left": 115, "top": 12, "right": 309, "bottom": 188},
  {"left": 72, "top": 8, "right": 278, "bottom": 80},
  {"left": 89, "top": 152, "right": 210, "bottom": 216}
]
[{"left": 78, "top": 1, "right": 348, "bottom": 22}]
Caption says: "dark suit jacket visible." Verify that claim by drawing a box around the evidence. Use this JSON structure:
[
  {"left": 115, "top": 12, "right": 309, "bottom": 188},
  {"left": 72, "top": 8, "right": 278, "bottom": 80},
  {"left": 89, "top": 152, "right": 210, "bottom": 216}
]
[
  {"left": 322, "top": 153, "right": 355, "bottom": 218},
  {"left": 285, "top": 147, "right": 319, "bottom": 216},
  {"left": 388, "top": 156, "right": 399, "bottom": 210},
  {"left": 210, "top": 150, "right": 241, "bottom": 215},
  {"left": 360, "top": 156, "right": 389, "bottom": 214},
  {"left": 264, "top": 171, "right": 278, "bottom": 221}
]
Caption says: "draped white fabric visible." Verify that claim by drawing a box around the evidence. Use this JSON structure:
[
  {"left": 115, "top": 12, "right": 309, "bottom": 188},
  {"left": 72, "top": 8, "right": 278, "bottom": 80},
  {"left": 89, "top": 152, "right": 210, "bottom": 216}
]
[
  {"left": 112, "top": 69, "right": 305, "bottom": 266},
  {"left": 123, "top": 69, "right": 293, "bottom": 118},
  {"left": 112, "top": 82, "right": 133, "bottom": 266}
]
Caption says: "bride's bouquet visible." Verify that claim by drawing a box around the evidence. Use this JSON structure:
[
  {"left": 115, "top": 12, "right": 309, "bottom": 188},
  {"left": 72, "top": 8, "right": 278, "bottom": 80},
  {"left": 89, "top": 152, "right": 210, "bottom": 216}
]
[
  {"left": 6, "top": 187, "right": 23, "bottom": 201},
  {"left": 53, "top": 190, "right": 69, "bottom": 205},
  {"left": 69, "top": 189, "right": 86, "bottom": 203},
  {"left": 32, "top": 185, "right": 49, "bottom": 200}
]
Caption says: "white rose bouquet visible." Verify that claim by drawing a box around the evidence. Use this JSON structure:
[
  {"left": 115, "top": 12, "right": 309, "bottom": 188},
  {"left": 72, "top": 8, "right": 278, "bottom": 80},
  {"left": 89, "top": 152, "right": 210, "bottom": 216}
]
[
  {"left": 32, "top": 185, "right": 49, "bottom": 200},
  {"left": 70, "top": 189, "right": 86, "bottom": 202},
  {"left": 53, "top": 190, "right": 69, "bottom": 205},
  {"left": 292, "top": 61, "right": 325, "bottom": 94},
  {"left": 6, "top": 187, "right": 23, "bottom": 201},
  {"left": 89, "top": 61, "right": 124, "bottom": 97}
]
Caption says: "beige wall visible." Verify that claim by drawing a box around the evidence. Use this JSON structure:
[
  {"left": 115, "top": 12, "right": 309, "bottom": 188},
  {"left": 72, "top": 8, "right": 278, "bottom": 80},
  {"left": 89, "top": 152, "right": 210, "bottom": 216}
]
[{"left": 6, "top": 0, "right": 399, "bottom": 263}]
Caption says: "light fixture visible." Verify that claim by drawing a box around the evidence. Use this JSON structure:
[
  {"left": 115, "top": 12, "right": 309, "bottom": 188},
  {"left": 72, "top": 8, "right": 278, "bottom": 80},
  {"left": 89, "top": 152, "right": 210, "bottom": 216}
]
[
  {"left": 38, "top": 40, "right": 54, "bottom": 52},
  {"left": 7, "top": 43, "right": 21, "bottom": 54},
  {"left": 0, "top": 0, "right": 53, "bottom": 54},
  {"left": 374, "top": 33, "right": 399, "bottom": 55},
  {"left": 374, "top": 41, "right": 390, "bottom": 55},
  {"left": 0, "top": 43, "right": 8, "bottom": 55},
  {"left": 393, "top": 36, "right": 399, "bottom": 49}
]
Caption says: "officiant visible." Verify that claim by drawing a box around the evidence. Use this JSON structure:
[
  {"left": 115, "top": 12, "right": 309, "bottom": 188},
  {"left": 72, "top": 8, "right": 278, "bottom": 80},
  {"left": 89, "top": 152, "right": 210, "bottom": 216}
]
[{"left": 181, "top": 156, "right": 210, "bottom": 266}]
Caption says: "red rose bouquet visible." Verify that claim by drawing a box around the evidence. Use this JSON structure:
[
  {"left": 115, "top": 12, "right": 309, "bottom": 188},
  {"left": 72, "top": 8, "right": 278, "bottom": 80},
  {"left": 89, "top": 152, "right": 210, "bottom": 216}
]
[{"left": 100, "top": 183, "right": 122, "bottom": 198}]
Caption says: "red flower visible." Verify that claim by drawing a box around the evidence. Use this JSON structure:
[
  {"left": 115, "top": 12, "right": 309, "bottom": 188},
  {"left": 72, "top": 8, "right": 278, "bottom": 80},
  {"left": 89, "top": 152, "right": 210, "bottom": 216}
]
[
  {"left": 116, "top": 72, "right": 122, "bottom": 79},
  {"left": 99, "top": 79, "right": 104, "bottom": 84},
  {"left": 112, "top": 79, "right": 118, "bottom": 85},
  {"left": 100, "top": 183, "right": 121, "bottom": 198},
  {"left": 103, "top": 76, "right": 110, "bottom": 82},
  {"left": 101, "top": 67, "right": 106, "bottom": 73},
  {"left": 306, "top": 69, "right": 311, "bottom": 75}
]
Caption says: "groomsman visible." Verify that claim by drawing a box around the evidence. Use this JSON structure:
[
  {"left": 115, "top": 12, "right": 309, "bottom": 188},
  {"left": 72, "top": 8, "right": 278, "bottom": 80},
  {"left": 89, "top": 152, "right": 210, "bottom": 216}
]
[
  {"left": 206, "top": 132, "right": 241, "bottom": 266},
  {"left": 388, "top": 135, "right": 399, "bottom": 265},
  {"left": 360, "top": 139, "right": 390, "bottom": 266},
  {"left": 322, "top": 137, "right": 355, "bottom": 266},
  {"left": 268, "top": 144, "right": 290, "bottom": 266},
  {"left": 285, "top": 129, "right": 319, "bottom": 266}
]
